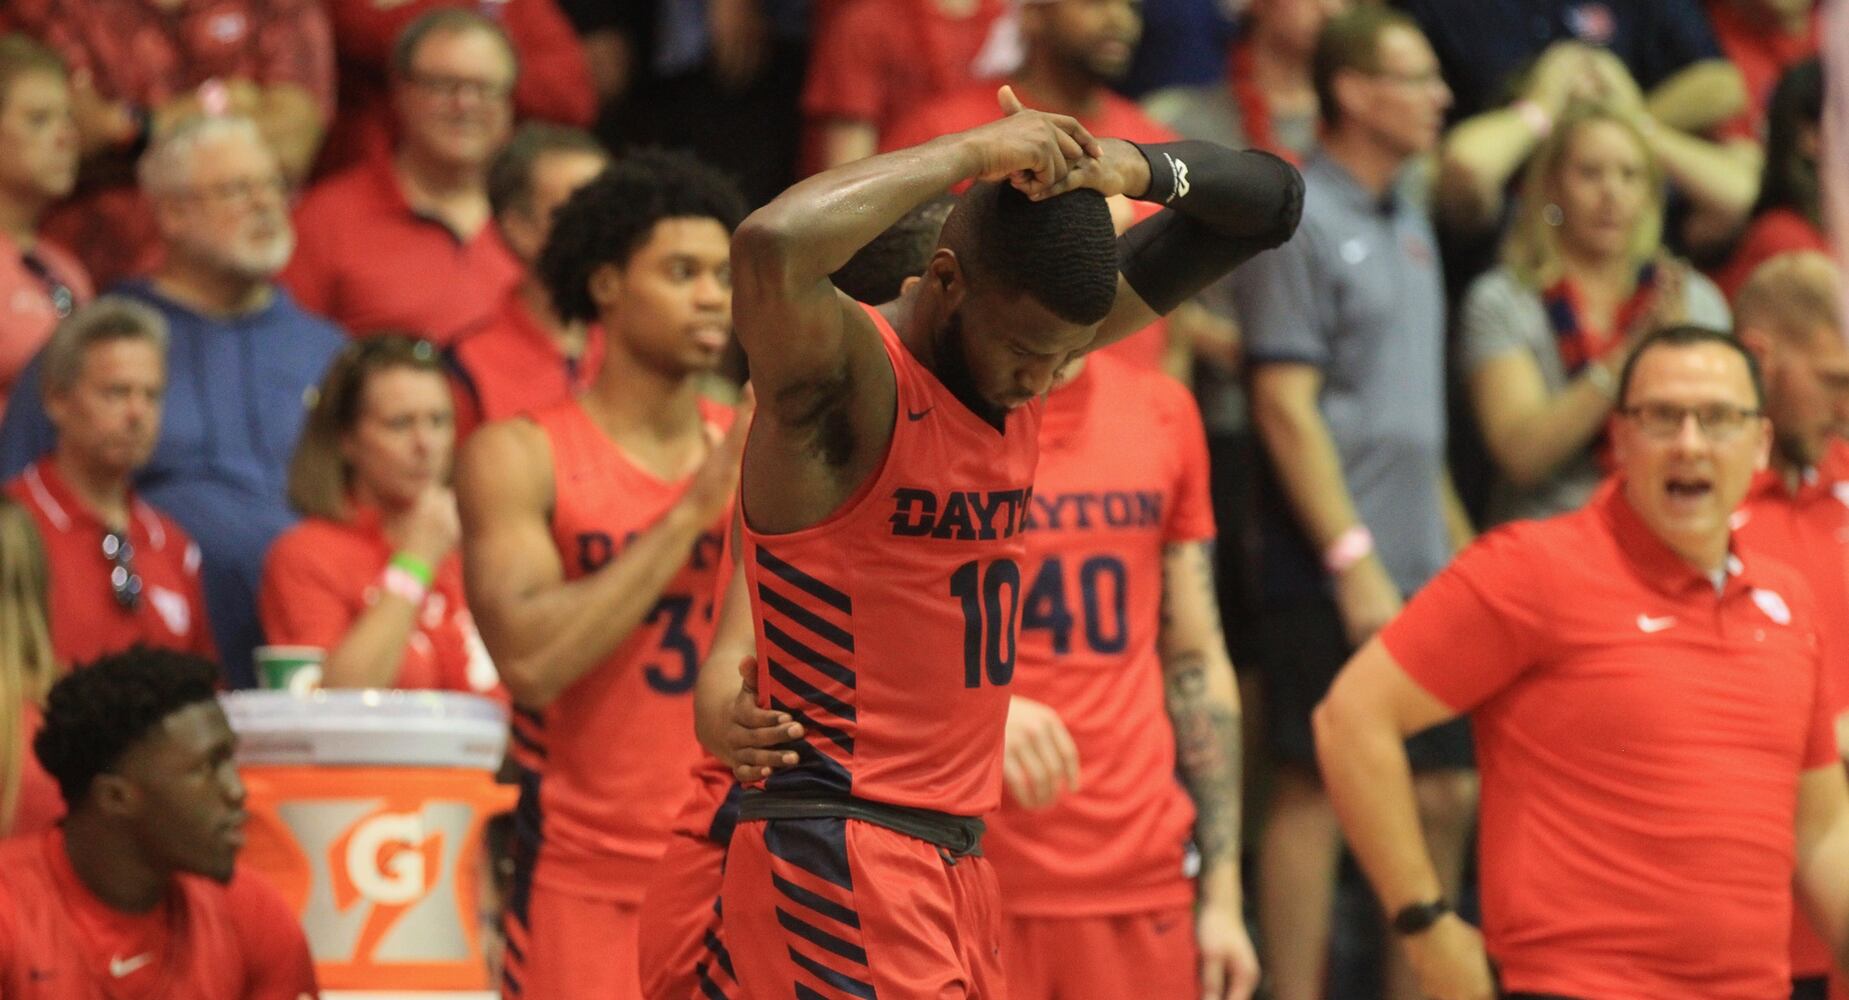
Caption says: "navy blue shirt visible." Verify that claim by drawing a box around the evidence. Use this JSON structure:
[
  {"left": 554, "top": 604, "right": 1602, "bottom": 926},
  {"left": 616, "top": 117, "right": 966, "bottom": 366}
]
[
  {"left": 1395, "top": 0, "right": 1725, "bottom": 119},
  {"left": 0, "top": 281, "right": 346, "bottom": 687}
]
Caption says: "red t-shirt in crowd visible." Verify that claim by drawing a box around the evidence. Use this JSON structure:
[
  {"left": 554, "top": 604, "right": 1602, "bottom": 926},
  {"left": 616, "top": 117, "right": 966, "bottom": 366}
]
[
  {"left": 0, "top": 233, "right": 92, "bottom": 420},
  {"left": 1713, "top": 206, "right": 1832, "bottom": 302},
  {"left": 802, "top": 0, "right": 1005, "bottom": 161},
  {"left": 314, "top": 0, "right": 594, "bottom": 176},
  {"left": 4, "top": 704, "right": 63, "bottom": 839},
  {"left": 1381, "top": 480, "right": 1839, "bottom": 1000},
  {"left": 5, "top": 459, "right": 216, "bottom": 668},
  {"left": 281, "top": 154, "right": 522, "bottom": 345},
  {"left": 1706, "top": 0, "right": 1819, "bottom": 140},
  {"left": 984, "top": 354, "right": 1214, "bottom": 916},
  {"left": 1734, "top": 440, "right": 1849, "bottom": 978},
  {"left": 883, "top": 84, "right": 1179, "bottom": 372},
  {"left": 0, "top": 829, "right": 317, "bottom": 1000},
  {"left": 258, "top": 506, "right": 500, "bottom": 695},
  {"left": 2, "top": 0, "right": 334, "bottom": 288},
  {"left": 445, "top": 290, "right": 605, "bottom": 440},
  {"left": 514, "top": 397, "right": 734, "bottom": 901}
]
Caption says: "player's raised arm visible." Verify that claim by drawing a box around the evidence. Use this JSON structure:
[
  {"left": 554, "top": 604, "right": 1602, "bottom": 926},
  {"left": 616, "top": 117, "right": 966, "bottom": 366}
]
[
  {"left": 729, "top": 88, "right": 1100, "bottom": 411},
  {"left": 1028, "top": 134, "right": 1304, "bottom": 350}
]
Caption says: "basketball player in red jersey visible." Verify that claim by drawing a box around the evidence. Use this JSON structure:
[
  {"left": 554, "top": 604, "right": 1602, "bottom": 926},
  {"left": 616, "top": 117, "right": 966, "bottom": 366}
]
[
  {"left": 454, "top": 149, "right": 753, "bottom": 1000},
  {"left": 719, "top": 87, "right": 1301, "bottom": 998},
  {"left": 0, "top": 648, "right": 317, "bottom": 1000}
]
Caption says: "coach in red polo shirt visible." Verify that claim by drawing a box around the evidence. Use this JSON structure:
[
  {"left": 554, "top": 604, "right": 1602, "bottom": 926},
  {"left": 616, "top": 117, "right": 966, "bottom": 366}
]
[
  {"left": 1732, "top": 252, "right": 1849, "bottom": 997},
  {"left": 447, "top": 122, "right": 608, "bottom": 439},
  {"left": 4, "top": 298, "right": 213, "bottom": 668},
  {"left": 1316, "top": 325, "right": 1849, "bottom": 1000},
  {"left": 282, "top": 9, "right": 520, "bottom": 345}
]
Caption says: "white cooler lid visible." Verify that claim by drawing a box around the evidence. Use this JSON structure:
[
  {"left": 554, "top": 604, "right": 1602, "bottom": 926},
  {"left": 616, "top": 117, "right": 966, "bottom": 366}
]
[{"left": 221, "top": 690, "right": 507, "bottom": 770}]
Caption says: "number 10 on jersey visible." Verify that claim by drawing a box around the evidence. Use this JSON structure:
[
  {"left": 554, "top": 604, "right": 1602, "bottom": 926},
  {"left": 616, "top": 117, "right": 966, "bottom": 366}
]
[{"left": 952, "top": 559, "right": 1021, "bottom": 688}]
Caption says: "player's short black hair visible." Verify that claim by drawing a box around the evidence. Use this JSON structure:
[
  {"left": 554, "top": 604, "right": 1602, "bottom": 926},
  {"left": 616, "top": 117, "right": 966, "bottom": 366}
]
[
  {"left": 941, "top": 182, "right": 1118, "bottom": 326},
  {"left": 35, "top": 648, "right": 221, "bottom": 808},
  {"left": 1616, "top": 325, "right": 1767, "bottom": 410},
  {"left": 830, "top": 196, "right": 955, "bottom": 305},
  {"left": 539, "top": 148, "right": 748, "bottom": 324}
]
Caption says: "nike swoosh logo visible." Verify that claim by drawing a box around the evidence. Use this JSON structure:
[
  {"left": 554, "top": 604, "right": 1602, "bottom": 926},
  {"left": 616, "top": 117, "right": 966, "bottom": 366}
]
[
  {"left": 1636, "top": 614, "right": 1677, "bottom": 634},
  {"left": 110, "top": 953, "right": 154, "bottom": 978},
  {"left": 906, "top": 407, "right": 933, "bottom": 421}
]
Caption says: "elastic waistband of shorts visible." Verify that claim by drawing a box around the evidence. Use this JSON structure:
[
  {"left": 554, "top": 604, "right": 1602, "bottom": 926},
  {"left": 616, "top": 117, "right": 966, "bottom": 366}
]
[{"left": 739, "top": 790, "right": 985, "bottom": 858}]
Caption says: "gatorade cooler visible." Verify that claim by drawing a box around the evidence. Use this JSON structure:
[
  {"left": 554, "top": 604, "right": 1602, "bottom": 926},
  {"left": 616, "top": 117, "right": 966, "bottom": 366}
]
[{"left": 222, "top": 690, "right": 516, "bottom": 991}]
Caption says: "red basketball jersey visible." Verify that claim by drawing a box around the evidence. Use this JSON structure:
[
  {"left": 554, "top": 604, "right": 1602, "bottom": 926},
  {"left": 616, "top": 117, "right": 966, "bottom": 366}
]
[
  {"left": 983, "top": 354, "right": 1216, "bottom": 915},
  {"left": 515, "top": 397, "right": 733, "bottom": 901},
  {"left": 742, "top": 303, "right": 1042, "bottom": 817}
]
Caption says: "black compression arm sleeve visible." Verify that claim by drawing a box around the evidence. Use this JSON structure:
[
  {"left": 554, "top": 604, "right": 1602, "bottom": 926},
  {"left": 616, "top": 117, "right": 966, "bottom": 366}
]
[{"left": 1117, "top": 141, "right": 1304, "bottom": 315}]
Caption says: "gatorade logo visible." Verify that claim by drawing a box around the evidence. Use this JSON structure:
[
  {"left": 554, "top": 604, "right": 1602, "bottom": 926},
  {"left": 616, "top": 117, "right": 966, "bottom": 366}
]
[{"left": 278, "top": 800, "right": 475, "bottom": 964}]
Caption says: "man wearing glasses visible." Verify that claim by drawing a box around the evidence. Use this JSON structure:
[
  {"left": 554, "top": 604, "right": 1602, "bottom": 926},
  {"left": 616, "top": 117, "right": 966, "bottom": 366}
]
[
  {"left": 282, "top": 8, "right": 521, "bottom": 345},
  {"left": 4, "top": 297, "right": 214, "bottom": 666},
  {"left": 1315, "top": 325, "right": 1849, "bottom": 1000}
]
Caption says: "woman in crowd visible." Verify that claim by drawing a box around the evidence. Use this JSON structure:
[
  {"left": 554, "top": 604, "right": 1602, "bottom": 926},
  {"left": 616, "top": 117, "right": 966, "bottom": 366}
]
[
  {"left": 260, "top": 334, "right": 497, "bottom": 694},
  {"left": 1715, "top": 58, "right": 1828, "bottom": 301},
  {"left": 0, "top": 497, "right": 62, "bottom": 837},
  {"left": 1461, "top": 102, "right": 1731, "bottom": 525}
]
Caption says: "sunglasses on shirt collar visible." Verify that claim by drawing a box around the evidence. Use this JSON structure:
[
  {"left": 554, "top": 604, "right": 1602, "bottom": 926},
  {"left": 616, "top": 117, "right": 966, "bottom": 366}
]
[{"left": 103, "top": 529, "right": 143, "bottom": 612}]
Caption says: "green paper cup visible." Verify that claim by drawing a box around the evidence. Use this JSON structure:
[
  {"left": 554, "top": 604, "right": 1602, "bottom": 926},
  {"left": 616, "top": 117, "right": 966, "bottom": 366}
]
[{"left": 254, "top": 645, "right": 325, "bottom": 695}]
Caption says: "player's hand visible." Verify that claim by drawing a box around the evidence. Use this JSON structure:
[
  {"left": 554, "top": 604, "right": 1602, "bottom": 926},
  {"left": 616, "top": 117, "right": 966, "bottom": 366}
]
[
  {"left": 1024, "top": 137, "right": 1154, "bottom": 202},
  {"left": 1402, "top": 914, "right": 1496, "bottom": 1000},
  {"left": 682, "top": 388, "right": 756, "bottom": 529},
  {"left": 959, "top": 86, "right": 1101, "bottom": 197},
  {"left": 1196, "top": 900, "right": 1261, "bottom": 1000},
  {"left": 400, "top": 485, "right": 462, "bottom": 564},
  {"left": 1002, "top": 696, "right": 1081, "bottom": 809},
  {"left": 1332, "top": 555, "right": 1403, "bottom": 648},
  {"left": 723, "top": 653, "right": 805, "bottom": 782}
]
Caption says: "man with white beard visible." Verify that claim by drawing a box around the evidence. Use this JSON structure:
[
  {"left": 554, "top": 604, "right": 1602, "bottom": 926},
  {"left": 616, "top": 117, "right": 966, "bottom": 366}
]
[{"left": 0, "top": 115, "right": 346, "bottom": 688}]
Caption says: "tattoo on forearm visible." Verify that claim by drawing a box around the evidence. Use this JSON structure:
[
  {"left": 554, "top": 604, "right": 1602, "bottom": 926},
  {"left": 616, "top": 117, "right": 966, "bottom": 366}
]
[{"left": 1167, "top": 651, "right": 1244, "bottom": 870}]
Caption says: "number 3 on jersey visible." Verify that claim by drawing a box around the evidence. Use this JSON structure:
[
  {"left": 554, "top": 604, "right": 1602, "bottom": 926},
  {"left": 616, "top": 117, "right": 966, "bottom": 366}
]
[
  {"left": 644, "top": 595, "right": 701, "bottom": 694},
  {"left": 953, "top": 559, "right": 1020, "bottom": 688}
]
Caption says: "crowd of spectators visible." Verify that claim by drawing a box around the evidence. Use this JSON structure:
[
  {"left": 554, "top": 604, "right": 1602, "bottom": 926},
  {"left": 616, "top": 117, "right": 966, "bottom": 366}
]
[{"left": 0, "top": 0, "right": 1843, "bottom": 996}]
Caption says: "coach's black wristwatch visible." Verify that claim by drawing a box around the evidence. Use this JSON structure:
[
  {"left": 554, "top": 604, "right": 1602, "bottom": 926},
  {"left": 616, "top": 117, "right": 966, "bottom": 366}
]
[{"left": 1390, "top": 899, "right": 1453, "bottom": 936}]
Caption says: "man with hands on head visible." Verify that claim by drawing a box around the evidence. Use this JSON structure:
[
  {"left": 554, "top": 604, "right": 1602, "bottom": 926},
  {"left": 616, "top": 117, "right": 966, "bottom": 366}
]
[
  {"left": 1315, "top": 326, "right": 1849, "bottom": 1000},
  {"left": 718, "top": 82, "right": 1298, "bottom": 998}
]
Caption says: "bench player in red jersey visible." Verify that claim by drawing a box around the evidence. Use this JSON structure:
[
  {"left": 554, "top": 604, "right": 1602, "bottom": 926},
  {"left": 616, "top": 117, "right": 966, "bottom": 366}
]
[
  {"left": 0, "top": 648, "right": 317, "bottom": 1000},
  {"left": 718, "top": 87, "right": 1301, "bottom": 998},
  {"left": 455, "top": 149, "right": 753, "bottom": 1000}
]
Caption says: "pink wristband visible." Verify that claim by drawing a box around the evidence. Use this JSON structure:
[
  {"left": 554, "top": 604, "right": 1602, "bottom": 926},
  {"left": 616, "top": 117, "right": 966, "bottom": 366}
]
[
  {"left": 381, "top": 565, "right": 428, "bottom": 606},
  {"left": 1323, "top": 525, "right": 1376, "bottom": 575}
]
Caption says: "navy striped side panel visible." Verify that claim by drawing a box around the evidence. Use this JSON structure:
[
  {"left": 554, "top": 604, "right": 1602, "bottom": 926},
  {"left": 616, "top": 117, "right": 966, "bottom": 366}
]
[{"left": 762, "top": 817, "right": 879, "bottom": 1000}]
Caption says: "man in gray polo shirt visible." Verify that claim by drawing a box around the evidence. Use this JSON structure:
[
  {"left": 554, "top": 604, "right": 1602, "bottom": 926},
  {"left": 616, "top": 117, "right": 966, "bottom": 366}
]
[{"left": 1227, "top": 8, "right": 1477, "bottom": 1000}]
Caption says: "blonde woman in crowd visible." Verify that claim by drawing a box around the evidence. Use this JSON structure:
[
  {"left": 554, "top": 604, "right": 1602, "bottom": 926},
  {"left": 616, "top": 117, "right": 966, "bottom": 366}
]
[
  {"left": 259, "top": 334, "right": 497, "bottom": 694},
  {"left": 0, "top": 496, "right": 62, "bottom": 837},
  {"left": 1461, "top": 102, "right": 1731, "bottom": 526}
]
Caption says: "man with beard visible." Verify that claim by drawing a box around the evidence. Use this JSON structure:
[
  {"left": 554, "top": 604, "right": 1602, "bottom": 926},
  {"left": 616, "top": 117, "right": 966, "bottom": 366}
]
[
  {"left": 456, "top": 149, "right": 753, "bottom": 1000},
  {"left": 881, "top": 0, "right": 1183, "bottom": 371},
  {"left": 0, "top": 36, "right": 89, "bottom": 419},
  {"left": 0, "top": 648, "right": 317, "bottom": 999},
  {"left": 283, "top": 8, "right": 521, "bottom": 345},
  {"left": 0, "top": 115, "right": 346, "bottom": 688}
]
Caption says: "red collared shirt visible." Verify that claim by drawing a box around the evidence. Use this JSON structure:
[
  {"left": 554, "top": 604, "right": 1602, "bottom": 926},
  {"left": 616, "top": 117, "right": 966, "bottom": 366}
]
[
  {"left": 281, "top": 155, "right": 522, "bottom": 345},
  {"left": 5, "top": 459, "right": 216, "bottom": 668},
  {"left": 1734, "top": 439, "right": 1849, "bottom": 978},
  {"left": 1706, "top": 0, "right": 1819, "bottom": 141},
  {"left": 0, "top": 233, "right": 91, "bottom": 420},
  {"left": 258, "top": 505, "right": 500, "bottom": 695},
  {"left": 1382, "top": 480, "right": 1838, "bottom": 1000},
  {"left": 446, "top": 289, "right": 605, "bottom": 440}
]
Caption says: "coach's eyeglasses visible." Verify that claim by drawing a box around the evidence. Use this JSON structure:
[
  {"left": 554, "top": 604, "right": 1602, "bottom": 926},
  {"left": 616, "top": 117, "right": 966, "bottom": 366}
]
[
  {"left": 20, "top": 252, "right": 74, "bottom": 320},
  {"left": 1618, "top": 403, "right": 1762, "bottom": 441},
  {"left": 102, "top": 529, "right": 143, "bottom": 612}
]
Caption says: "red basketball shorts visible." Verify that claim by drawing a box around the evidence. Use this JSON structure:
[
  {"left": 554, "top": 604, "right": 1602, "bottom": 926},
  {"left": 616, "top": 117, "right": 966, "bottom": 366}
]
[{"left": 1002, "top": 907, "right": 1200, "bottom": 1000}]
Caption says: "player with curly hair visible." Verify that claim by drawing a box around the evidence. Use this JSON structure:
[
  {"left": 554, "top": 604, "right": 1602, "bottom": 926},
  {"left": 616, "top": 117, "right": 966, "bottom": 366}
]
[
  {"left": 453, "top": 147, "right": 756, "bottom": 1000},
  {"left": 0, "top": 647, "right": 316, "bottom": 998}
]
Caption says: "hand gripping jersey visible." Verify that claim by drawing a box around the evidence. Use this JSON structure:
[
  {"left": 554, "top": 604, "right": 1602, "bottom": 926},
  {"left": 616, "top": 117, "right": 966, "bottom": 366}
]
[
  {"left": 510, "top": 398, "right": 734, "bottom": 900},
  {"left": 741, "top": 302, "right": 1043, "bottom": 817}
]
